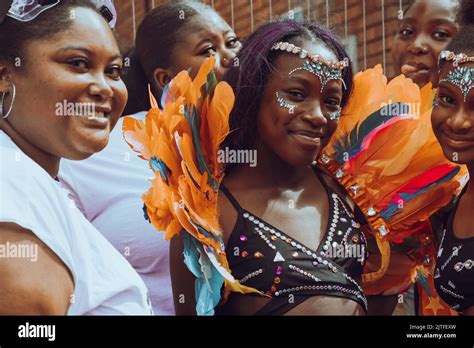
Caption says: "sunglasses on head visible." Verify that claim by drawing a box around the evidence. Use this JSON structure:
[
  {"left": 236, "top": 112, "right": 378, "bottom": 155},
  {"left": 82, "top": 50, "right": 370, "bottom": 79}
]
[{"left": 0, "top": 0, "right": 117, "bottom": 28}]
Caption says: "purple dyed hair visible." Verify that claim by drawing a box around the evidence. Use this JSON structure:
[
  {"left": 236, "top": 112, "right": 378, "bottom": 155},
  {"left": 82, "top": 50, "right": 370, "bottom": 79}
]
[{"left": 223, "top": 20, "right": 354, "bottom": 156}]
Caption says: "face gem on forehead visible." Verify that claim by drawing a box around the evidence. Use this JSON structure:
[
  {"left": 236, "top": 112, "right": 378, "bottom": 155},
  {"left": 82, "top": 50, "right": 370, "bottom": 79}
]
[
  {"left": 289, "top": 59, "right": 345, "bottom": 92},
  {"left": 440, "top": 67, "right": 474, "bottom": 102}
]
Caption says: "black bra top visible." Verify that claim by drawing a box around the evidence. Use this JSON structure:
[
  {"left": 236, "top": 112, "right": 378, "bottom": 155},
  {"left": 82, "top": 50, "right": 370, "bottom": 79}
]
[
  {"left": 221, "top": 168, "right": 368, "bottom": 315},
  {"left": 435, "top": 187, "right": 474, "bottom": 313}
]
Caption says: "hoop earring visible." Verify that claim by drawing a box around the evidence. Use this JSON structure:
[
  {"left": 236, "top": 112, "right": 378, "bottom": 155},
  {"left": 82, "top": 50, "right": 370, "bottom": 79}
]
[{"left": 0, "top": 83, "right": 16, "bottom": 119}]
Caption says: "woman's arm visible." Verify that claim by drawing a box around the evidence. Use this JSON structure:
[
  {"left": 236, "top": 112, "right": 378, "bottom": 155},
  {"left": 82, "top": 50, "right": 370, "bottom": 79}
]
[
  {"left": 0, "top": 222, "right": 74, "bottom": 315},
  {"left": 170, "top": 233, "right": 197, "bottom": 315}
]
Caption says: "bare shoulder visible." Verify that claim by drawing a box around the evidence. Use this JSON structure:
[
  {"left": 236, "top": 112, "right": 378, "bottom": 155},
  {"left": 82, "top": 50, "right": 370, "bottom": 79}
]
[
  {"left": 316, "top": 166, "right": 355, "bottom": 210},
  {"left": 218, "top": 176, "right": 241, "bottom": 245},
  {"left": 0, "top": 222, "right": 74, "bottom": 315}
]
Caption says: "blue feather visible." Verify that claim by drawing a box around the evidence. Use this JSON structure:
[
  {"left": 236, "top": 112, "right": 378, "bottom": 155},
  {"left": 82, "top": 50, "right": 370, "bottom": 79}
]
[
  {"left": 160, "top": 83, "right": 170, "bottom": 108},
  {"left": 182, "top": 233, "right": 224, "bottom": 316},
  {"left": 183, "top": 105, "right": 219, "bottom": 190},
  {"left": 150, "top": 156, "right": 169, "bottom": 184},
  {"left": 416, "top": 273, "right": 431, "bottom": 297}
]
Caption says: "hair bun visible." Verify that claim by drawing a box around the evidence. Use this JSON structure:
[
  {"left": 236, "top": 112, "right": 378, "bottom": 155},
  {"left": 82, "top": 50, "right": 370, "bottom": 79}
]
[{"left": 459, "top": 0, "right": 474, "bottom": 25}]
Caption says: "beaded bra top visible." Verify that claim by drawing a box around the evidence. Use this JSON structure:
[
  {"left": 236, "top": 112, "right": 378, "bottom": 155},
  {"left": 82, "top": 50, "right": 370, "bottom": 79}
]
[
  {"left": 222, "top": 169, "right": 368, "bottom": 314},
  {"left": 435, "top": 187, "right": 474, "bottom": 313}
]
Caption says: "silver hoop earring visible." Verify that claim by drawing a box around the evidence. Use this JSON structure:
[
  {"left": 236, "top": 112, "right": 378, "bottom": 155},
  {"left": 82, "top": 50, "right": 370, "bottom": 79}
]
[{"left": 0, "top": 83, "right": 16, "bottom": 119}]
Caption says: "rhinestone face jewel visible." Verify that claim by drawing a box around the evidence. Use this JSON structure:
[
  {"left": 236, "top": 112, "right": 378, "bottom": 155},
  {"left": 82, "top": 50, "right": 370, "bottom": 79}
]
[
  {"left": 328, "top": 110, "right": 341, "bottom": 121},
  {"left": 290, "top": 59, "right": 346, "bottom": 92},
  {"left": 272, "top": 43, "right": 348, "bottom": 92},
  {"left": 275, "top": 91, "right": 296, "bottom": 112},
  {"left": 439, "top": 67, "right": 474, "bottom": 101},
  {"left": 272, "top": 42, "right": 349, "bottom": 70},
  {"left": 439, "top": 50, "right": 474, "bottom": 67}
]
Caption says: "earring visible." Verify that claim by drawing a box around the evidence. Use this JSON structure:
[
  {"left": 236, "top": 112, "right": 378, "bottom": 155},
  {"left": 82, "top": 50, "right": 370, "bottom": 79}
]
[
  {"left": 0, "top": 83, "right": 16, "bottom": 119},
  {"left": 328, "top": 110, "right": 341, "bottom": 121}
]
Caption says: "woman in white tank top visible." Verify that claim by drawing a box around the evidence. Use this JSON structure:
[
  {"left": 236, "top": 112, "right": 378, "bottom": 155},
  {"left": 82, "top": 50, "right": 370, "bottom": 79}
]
[{"left": 0, "top": 0, "right": 152, "bottom": 315}]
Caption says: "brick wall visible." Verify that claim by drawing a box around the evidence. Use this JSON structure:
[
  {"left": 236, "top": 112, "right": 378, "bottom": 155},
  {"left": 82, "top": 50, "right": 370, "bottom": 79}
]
[{"left": 114, "top": 0, "right": 410, "bottom": 78}]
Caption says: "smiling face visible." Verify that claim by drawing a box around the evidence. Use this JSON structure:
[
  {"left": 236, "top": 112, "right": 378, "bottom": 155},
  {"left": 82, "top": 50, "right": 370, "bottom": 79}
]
[
  {"left": 432, "top": 61, "right": 474, "bottom": 164},
  {"left": 256, "top": 41, "right": 343, "bottom": 168},
  {"left": 4, "top": 7, "right": 127, "bottom": 160},
  {"left": 169, "top": 10, "right": 242, "bottom": 80},
  {"left": 392, "top": 0, "right": 458, "bottom": 87}
]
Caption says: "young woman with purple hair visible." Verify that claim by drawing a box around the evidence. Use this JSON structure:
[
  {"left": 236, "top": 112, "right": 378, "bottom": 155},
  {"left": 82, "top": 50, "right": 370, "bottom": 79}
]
[{"left": 170, "top": 20, "right": 369, "bottom": 316}]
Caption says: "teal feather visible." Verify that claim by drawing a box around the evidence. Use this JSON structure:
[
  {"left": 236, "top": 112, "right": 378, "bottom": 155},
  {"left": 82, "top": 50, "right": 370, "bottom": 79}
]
[
  {"left": 183, "top": 104, "right": 219, "bottom": 190},
  {"left": 182, "top": 233, "right": 224, "bottom": 316},
  {"left": 416, "top": 273, "right": 431, "bottom": 297},
  {"left": 150, "top": 156, "right": 169, "bottom": 184}
]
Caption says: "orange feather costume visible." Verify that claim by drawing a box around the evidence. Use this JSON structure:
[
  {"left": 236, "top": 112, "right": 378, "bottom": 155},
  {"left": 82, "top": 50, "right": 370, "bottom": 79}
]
[
  {"left": 122, "top": 57, "right": 260, "bottom": 315},
  {"left": 317, "top": 65, "right": 467, "bottom": 295}
]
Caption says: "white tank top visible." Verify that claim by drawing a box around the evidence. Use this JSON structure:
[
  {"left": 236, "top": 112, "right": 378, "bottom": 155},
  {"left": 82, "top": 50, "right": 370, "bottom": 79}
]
[
  {"left": 0, "top": 131, "right": 153, "bottom": 315},
  {"left": 59, "top": 112, "right": 174, "bottom": 315}
]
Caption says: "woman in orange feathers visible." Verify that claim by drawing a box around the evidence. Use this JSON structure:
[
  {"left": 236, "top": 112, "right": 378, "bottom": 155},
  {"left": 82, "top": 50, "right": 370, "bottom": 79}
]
[
  {"left": 362, "top": 0, "right": 462, "bottom": 315},
  {"left": 127, "top": 20, "right": 373, "bottom": 315}
]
